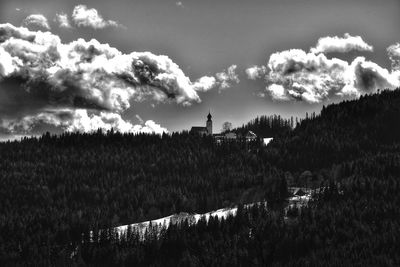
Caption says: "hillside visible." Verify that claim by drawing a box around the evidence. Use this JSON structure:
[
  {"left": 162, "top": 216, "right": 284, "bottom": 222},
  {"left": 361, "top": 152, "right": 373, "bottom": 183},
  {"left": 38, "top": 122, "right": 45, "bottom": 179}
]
[
  {"left": 266, "top": 89, "right": 400, "bottom": 172},
  {"left": 0, "top": 131, "right": 287, "bottom": 265},
  {"left": 1, "top": 89, "right": 400, "bottom": 265},
  {"left": 79, "top": 89, "right": 400, "bottom": 266}
]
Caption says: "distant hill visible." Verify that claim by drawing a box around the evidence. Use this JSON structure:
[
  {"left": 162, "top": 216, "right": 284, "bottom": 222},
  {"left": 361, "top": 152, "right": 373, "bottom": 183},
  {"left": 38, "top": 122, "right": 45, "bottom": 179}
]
[{"left": 80, "top": 89, "right": 400, "bottom": 266}]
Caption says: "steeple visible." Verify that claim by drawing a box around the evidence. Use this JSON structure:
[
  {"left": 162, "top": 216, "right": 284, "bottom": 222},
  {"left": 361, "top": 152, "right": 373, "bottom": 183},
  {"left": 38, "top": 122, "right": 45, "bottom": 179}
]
[{"left": 206, "top": 110, "right": 212, "bottom": 135}]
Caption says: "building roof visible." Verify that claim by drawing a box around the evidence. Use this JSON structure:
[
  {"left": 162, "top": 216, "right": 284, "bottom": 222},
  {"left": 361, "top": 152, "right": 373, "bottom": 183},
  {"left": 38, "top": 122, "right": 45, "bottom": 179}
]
[{"left": 246, "top": 131, "right": 257, "bottom": 138}]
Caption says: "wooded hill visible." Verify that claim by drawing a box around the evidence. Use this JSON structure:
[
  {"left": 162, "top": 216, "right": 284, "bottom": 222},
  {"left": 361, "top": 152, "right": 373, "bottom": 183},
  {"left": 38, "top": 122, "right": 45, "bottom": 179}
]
[{"left": 1, "top": 89, "right": 400, "bottom": 266}]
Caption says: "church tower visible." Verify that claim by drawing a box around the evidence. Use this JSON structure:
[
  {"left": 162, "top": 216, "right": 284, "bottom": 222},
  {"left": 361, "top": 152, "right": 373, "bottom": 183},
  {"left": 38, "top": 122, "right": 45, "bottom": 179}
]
[{"left": 206, "top": 111, "right": 212, "bottom": 135}]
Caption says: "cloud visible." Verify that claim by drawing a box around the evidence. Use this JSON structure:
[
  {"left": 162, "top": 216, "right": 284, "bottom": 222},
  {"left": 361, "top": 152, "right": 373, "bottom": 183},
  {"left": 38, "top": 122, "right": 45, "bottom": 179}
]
[
  {"left": 248, "top": 35, "right": 400, "bottom": 103},
  {"left": 350, "top": 57, "right": 400, "bottom": 93},
  {"left": 1, "top": 109, "right": 167, "bottom": 134},
  {"left": 0, "top": 46, "right": 17, "bottom": 76},
  {"left": 245, "top": 65, "right": 267, "bottom": 80},
  {"left": 265, "top": 49, "right": 353, "bottom": 103},
  {"left": 0, "top": 23, "right": 223, "bottom": 134},
  {"left": 55, "top": 13, "right": 72, "bottom": 29},
  {"left": 215, "top": 65, "right": 240, "bottom": 90},
  {"left": 310, "top": 33, "right": 373, "bottom": 54},
  {"left": 22, "top": 14, "right": 50, "bottom": 30},
  {"left": 267, "top": 84, "right": 289, "bottom": 101},
  {"left": 176, "top": 1, "right": 184, "bottom": 8},
  {"left": 193, "top": 76, "right": 216, "bottom": 92},
  {"left": 387, "top": 43, "right": 400, "bottom": 71},
  {"left": 71, "top": 5, "right": 121, "bottom": 29}
]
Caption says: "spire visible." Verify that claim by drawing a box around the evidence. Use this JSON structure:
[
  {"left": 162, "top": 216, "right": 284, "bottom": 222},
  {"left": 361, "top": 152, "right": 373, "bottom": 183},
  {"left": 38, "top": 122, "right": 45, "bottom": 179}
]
[{"left": 207, "top": 110, "right": 212, "bottom": 121}]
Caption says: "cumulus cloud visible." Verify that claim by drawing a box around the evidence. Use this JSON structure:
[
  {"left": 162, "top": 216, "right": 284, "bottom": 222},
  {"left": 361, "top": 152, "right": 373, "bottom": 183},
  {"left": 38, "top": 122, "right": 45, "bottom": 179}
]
[
  {"left": 265, "top": 49, "right": 352, "bottom": 103},
  {"left": 387, "top": 43, "right": 400, "bottom": 71},
  {"left": 248, "top": 34, "right": 400, "bottom": 103},
  {"left": 265, "top": 49, "right": 399, "bottom": 103},
  {"left": 22, "top": 14, "right": 50, "bottom": 30},
  {"left": 215, "top": 65, "right": 240, "bottom": 90},
  {"left": 55, "top": 13, "right": 72, "bottom": 29},
  {"left": 193, "top": 76, "right": 216, "bottom": 92},
  {"left": 72, "top": 5, "right": 121, "bottom": 29},
  {"left": 310, "top": 33, "right": 373, "bottom": 54},
  {"left": 1, "top": 109, "right": 167, "bottom": 134},
  {"left": 350, "top": 57, "right": 400, "bottom": 93},
  {"left": 267, "top": 84, "right": 289, "bottom": 101},
  {"left": 245, "top": 65, "right": 267, "bottom": 80},
  {"left": 0, "top": 23, "right": 224, "bottom": 135}
]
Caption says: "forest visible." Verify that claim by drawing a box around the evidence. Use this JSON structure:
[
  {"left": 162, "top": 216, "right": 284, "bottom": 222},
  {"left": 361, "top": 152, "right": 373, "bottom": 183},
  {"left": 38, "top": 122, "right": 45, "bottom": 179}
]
[{"left": 0, "top": 89, "right": 400, "bottom": 266}]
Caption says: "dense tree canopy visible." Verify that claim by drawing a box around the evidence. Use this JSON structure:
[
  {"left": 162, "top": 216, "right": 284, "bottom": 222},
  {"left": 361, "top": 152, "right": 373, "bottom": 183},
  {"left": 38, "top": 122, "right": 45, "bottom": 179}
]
[{"left": 1, "top": 89, "right": 400, "bottom": 266}]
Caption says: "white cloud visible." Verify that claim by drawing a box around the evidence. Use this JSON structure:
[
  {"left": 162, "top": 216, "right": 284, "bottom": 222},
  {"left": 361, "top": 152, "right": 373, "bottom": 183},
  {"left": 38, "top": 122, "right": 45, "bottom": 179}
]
[
  {"left": 266, "top": 49, "right": 352, "bottom": 102},
  {"left": 55, "top": 13, "right": 72, "bottom": 29},
  {"left": 245, "top": 65, "right": 267, "bottom": 80},
  {"left": 0, "top": 23, "right": 224, "bottom": 134},
  {"left": 249, "top": 35, "right": 400, "bottom": 103},
  {"left": 193, "top": 76, "right": 216, "bottom": 92},
  {"left": 0, "top": 46, "right": 18, "bottom": 77},
  {"left": 1, "top": 109, "right": 167, "bottom": 135},
  {"left": 72, "top": 5, "right": 121, "bottom": 29},
  {"left": 215, "top": 64, "right": 240, "bottom": 90},
  {"left": 255, "top": 48, "right": 400, "bottom": 103},
  {"left": 267, "top": 84, "right": 289, "bottom": 101},
  {"left": 350, "top": 57, "right": 400, "bottom": 93},
  {"left": 310, "top": 33, "right": 373, "bottom": 54},
  {"left": 22, "top": 14, "right": 50, "bottom": 30},
  {"left": 387, "top": 43, "right": 400, "bottom": 71},
  {"left": 176, "top": 1, "right": 184, "bottom": 8}
]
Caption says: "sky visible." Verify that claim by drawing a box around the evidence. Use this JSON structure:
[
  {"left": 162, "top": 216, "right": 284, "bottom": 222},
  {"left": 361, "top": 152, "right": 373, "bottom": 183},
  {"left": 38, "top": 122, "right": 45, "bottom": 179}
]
[{"left": 0, "top": 0, "right": 399, "bottom": 138}]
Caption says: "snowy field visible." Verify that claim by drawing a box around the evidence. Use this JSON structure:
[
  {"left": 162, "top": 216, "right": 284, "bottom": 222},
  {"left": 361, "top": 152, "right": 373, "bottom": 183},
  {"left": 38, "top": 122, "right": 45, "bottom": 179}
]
[
  {"left": 111, "top": 202, "right": 267, "bottom": 238},
  {"left": 93, "top": 187, "right": 319, "bottom": 240}
]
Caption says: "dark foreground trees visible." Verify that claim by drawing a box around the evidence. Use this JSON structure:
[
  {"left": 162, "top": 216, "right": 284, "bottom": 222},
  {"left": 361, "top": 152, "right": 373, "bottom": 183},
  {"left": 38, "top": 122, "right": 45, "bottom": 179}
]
[
  {"left": 1, "top": 88, "right": 400, "bottom": 266},
  {"left": 0, "top": 131, "right": 286, "bottom": 265},
  {"left": 80, "top": 152, "right": 400, "bottom": 266}
]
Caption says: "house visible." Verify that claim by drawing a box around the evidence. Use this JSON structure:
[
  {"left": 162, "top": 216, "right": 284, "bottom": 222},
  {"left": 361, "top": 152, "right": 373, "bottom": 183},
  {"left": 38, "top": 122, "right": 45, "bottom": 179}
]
[
  {"left": 245, "top": 131, "right": 257, "bottom": 142},
  {"left": 224, "top": 132, "right": 237, "bottom": 140}
]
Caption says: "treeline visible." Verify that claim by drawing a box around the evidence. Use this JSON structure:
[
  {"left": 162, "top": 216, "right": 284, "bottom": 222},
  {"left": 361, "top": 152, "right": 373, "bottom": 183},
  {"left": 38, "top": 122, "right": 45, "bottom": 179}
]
[
  {"left": 265, "top": 89, "right": 400, "bottom": 172},
  {"left": 234, "top": 115, "right": 294, "bottom": 138},
  {"left": 0, "top": 131, "right": 287, "bottom": 265}
]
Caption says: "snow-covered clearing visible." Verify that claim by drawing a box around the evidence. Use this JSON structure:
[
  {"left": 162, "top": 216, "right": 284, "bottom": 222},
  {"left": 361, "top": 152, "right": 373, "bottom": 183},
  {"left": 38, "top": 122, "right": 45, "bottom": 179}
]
[
  {"left": 112, "top": 202, "right": 267, "bottom": 238},
  {"left": 263, "top": 138, "right": 273, "bottom": 146},
  {"left": 91, "top": 187, "right": 320, "bottom": 241}
]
